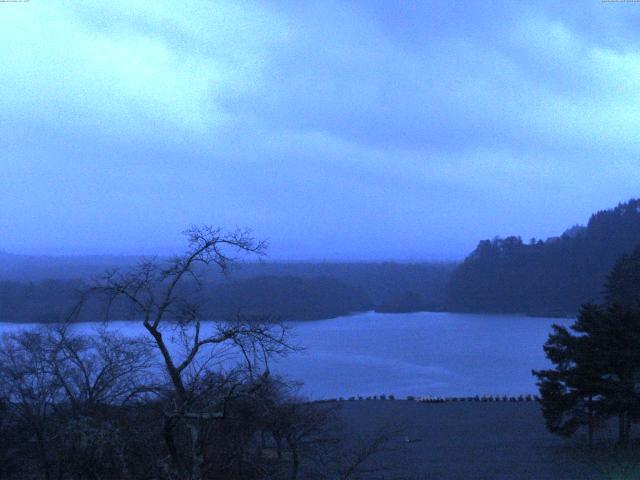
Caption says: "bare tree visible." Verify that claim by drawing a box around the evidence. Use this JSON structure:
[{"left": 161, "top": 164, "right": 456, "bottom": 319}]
[
  {"left": 268, "top": 399, "right": 339, "bottom": 480},
  {"left": 0, "top": 330, "right": 61, "bottom": 480},
  {"left": 0, "top": 325, "right": 157, "bottom": 480},
  {"left": 45, "top": 326, "right": 158, "bottom": 479},
  {"left": 84, "top": 226, "right": 293, "bottom": 480},
  {"left": 44, "top": 324, "right": 156, "bottom": 411},
  {"left": 0, "top": 394, "right": 20, "bottom": 479},
  {"left": 0, "top": 226, "right": 394, "bottom": 480},
  {"left": 263, "top": 397, "right": 398, "bottom": 480}
]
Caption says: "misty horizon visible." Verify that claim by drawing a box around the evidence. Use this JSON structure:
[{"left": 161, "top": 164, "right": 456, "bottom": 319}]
[{"left": 0, "top": 196, "right": 626, "bottom": 261}]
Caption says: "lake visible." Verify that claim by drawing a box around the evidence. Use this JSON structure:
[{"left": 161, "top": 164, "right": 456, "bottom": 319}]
[{"left": 0, "top": 311, "right": 572, "bottom": 400}]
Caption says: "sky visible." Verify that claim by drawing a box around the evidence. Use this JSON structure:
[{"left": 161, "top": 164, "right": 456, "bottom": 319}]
[{"left": 1, "top": 0, "right": 640, "bottom": 260}]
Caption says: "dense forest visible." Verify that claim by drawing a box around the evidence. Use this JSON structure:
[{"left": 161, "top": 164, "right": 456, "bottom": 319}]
[
  {"left": 0, "top": 258, "right": 453, "bottom": 322},
  {"left": 0, "top": 254, "right": 454, "bottom": 304},
  {"left": 447, "top": 198, "right": 640, "bottom": 315},
  {"left": 228, "top": 262, "right": 454, "bottom": 311},
  {"left": 201, "top": 276, "right": 372, "bottom": 321},
  {"left": 0, "top": 276, "right": 372, "bottom": 323}
]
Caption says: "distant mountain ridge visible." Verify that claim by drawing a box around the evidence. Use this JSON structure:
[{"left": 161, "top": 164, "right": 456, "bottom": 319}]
[{"left": 446, "top": 198, "right": 640, "bottom": 315}]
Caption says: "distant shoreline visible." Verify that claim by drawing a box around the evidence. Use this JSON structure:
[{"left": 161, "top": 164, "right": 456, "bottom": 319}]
[{"left": 0, "top": 309, "right": 576, "bottom": 324}]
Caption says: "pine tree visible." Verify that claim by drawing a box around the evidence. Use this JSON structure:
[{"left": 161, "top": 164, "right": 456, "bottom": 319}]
[
  {"left": 534, "top": 303, "right": 640, "bottom": 446},
  {"left": 605, "top": 244, "right": 640, "bottom": 312},
  {"left": 533, "top": 304, "right": 603, "bottom": 446}
]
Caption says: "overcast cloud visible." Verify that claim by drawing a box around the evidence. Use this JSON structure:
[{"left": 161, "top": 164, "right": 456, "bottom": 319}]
[{"left": 1, "top": 1, "right": 639, "bottom": 260}]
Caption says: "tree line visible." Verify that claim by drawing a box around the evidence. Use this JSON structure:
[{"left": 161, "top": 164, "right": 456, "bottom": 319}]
[
  {"left": 0, "top": 275, "right": 372, "bottom": 323},
  {"left": 0, "top": 260, "right": 455, "bottom": 322},
  {"left": 447, "top": 198, "right": 640, "bottom": 315}
]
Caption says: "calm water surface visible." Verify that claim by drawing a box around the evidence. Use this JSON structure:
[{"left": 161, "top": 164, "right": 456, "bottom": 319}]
[{"left": 0, "top": 311, "right": 572, "bottom": 399}]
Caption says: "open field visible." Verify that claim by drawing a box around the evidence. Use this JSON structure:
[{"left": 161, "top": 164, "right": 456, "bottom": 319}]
[{"left": 337, "top": 400, "right": 636, "bottom": 480}]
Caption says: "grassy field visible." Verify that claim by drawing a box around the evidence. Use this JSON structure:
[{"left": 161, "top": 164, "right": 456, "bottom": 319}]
[{"left": 337, "top": 400, "right": 638, "bottom": 480}]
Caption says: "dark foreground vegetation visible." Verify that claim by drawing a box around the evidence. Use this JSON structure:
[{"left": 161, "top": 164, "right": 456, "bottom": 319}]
[
  {"left": 0, "top": 227, "right": 393, "bottom": 480},
  {"left": 0, "top": 325, "right": 393, "bottom": 480}
]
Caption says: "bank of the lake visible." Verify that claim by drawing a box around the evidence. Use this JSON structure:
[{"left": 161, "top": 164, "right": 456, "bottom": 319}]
[{"left": 336, "top": 400, "right": 621, "bottom": 480}]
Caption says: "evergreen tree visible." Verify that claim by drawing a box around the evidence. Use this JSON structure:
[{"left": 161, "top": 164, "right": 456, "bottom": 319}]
[
  {"left": 592, "top": 305, "right": 640, "bottom": 446},
  {"left": 533, "top": 304, "right": 604, "bottom": 446},
  {"left": 605, "top": 244, "right": 640, "bottom": 311},
  {"left": 534, "top": 303, "right": 640, "bottom": 446}
]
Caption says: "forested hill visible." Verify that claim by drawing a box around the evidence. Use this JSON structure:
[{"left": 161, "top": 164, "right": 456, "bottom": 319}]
[
  {"left": 0, "top": 261, "right": 454, "bottom": 322},
  {"left": 0, "top": 256, "right": 454, "bottom": 316},
  {"left": 0, "top": 276, "right": 372, "bottom": 323},
  {"left": 446, "top": 198, "right": 640, "bottom": 315}
]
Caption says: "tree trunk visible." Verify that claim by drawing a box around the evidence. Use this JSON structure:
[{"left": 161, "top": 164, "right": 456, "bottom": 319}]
[
  {"left": 36, "top": 428, "right": 52, "bottom": 480},
  {"left": 163, "top": 414, "right": 185, "bottom": 478},
  {"left": 625, "top": 411, "right": 632, "bottom": 445},
  {"left": 275, "top": 436, "right": 283, "bottom": 460},
  {"left": 587, "top": 395, "right": 593, "bottom": 448},
  {"left": 188, "top": 422, "right": 205, "bottom": 480},
  {"left": 618, "top": 412, "right": 630, "bottom": 447},
  {"left": 287, "top": 437, "right": 299, "bottom": 480}
]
